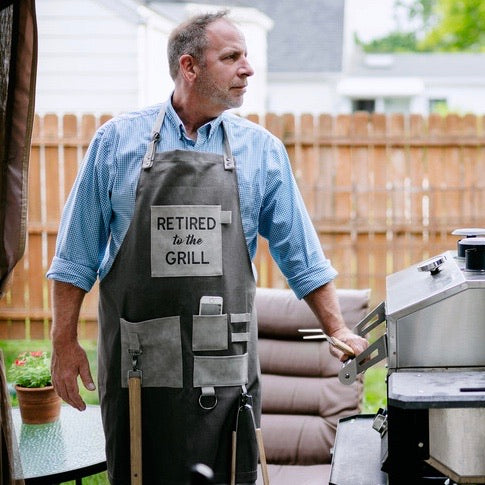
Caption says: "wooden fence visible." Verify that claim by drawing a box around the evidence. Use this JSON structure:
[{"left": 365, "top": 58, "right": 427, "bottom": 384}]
[{"left": 1, "top": 112, "right": 484, "bottom": 339}]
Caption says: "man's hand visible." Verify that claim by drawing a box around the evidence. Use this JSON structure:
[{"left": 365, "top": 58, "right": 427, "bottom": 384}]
[
  {"left": 51, "top": 341, "right": 95, "bottom": 411},
  {"left": 304, "top": 281, "right": 369, "bottom": 362},
  {"left": 328, "top": 327, "right": 368, "bottom": 362},
  {"left": 50, "top": 280, "right": 95, "bottom": 411}
]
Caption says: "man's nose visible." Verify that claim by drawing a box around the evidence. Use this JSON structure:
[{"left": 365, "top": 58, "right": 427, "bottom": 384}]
[{"left": 239, "top": 57, "right": 254, "bottom": 77}]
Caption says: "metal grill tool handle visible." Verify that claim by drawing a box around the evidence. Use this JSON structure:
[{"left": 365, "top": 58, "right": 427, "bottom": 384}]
[
  {"left": 338, "top": 301, "right": 388, "bottom": 385},
  {"left": 355, "top": 301, "right": 386, "bottom": 336},
  {"left": 339, "top": 335, "right": 387, "bottom": 385}
]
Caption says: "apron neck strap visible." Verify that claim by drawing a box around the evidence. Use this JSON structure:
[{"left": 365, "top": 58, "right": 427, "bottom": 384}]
[
  {"left": 142, "top": 102, "right": 234, "bottom": 170},
  {"left": 221, "top": 123, "right": 235, "bottom": 170},
  {"left": 142, "top": 102, "right": 167, "bottom": 169}
]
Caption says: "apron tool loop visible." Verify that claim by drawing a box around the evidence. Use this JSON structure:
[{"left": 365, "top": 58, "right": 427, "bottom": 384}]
[
  {"left": 199, "top": 386, "right": 218, "bottom": 410},
  {"left": 231, "top": 388, "right": 270, "bottom": 485}
]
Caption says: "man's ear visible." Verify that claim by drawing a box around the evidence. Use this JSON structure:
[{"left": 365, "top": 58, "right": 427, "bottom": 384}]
[{"left": 179, "top": 54, "right": 198, "bottom": 83}]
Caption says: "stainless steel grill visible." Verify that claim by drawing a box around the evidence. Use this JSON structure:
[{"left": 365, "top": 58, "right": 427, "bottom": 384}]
[{"left": 332, "top": 228, "right": 485, "bottom": 485}]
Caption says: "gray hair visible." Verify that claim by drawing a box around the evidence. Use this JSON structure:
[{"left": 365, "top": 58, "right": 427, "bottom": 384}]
[{"left": 167, "top": 10, "right": 230, "bottom": 80}]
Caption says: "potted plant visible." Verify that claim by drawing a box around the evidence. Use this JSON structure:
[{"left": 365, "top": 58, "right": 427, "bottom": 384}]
[{"left": 8, "top": 351, "right": 61, "bottom": 424}]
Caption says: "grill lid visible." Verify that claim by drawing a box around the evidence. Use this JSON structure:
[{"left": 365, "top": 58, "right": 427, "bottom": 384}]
[{"left": 385, "top": 251, "right": 471, "bottom": 318}]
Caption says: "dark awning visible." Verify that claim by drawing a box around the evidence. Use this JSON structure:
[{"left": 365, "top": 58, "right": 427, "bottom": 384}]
[{"left": 0, "top": 0, "right": 38, "bottom": 296}]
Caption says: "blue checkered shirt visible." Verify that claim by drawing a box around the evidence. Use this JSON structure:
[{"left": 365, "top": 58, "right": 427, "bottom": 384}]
[{"left": 47, "top": 100, "right": 337, "bottom": 299}]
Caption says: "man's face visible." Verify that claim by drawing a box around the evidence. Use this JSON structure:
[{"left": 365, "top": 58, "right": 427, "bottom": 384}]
[{"left": 194, "top": 19, "right": 254, "bottom": 112}]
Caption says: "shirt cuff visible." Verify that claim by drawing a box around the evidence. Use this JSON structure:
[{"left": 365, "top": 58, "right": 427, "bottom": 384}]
[
  {"left": 46, "top": 256, "right": 98, "bottom": 292},
  {"left": 287, "top": 262, "right": 338, "bottom": 300}
]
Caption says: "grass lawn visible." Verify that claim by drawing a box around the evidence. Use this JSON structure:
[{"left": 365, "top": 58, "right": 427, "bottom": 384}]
[
  {"left": 1, "top": 339, "right": 387, "bottom": 484},
  {"left": 361, "top": 364, "right": 387, "bottom": 413}
]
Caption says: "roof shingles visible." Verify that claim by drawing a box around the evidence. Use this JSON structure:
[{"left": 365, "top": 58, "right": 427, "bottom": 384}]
[{"left": 150, "top": 0, "right": 345, "bottom": 72}]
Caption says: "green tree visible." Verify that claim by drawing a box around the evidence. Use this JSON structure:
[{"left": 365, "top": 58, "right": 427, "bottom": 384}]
[
  {"left": 419, "top": 0, "right": 485, "bottom": 51},
  {"left": 358, "top": 0, "right": 484, "bottom": 53},
  {"left": 356, "top": 0, "right": 435, "bottom": 52},
  {"left": 357, "top": 31, "right": 418, "bottom": 53}
]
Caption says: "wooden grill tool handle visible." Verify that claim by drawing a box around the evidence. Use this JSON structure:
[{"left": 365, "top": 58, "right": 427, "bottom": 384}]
[
  {"left": 256, "top": 428, "right": 270, "bottom": 485},
  {"left": 129, "top": 372, "right": 142, "bottom": 485}
]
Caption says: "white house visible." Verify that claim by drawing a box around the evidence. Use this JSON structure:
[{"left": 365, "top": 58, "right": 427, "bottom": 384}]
[
  {"left": 34, "top": 0, "right": 485, "bottom": 117},
  {"left": 34, "top": 0, "right": 272, "bottom": 116},
  {"left": 337, "top": 50, "right": 485, "bottom": 115},
  {"left": 238, "top": 0, "right": 485, "bottom": 115}
]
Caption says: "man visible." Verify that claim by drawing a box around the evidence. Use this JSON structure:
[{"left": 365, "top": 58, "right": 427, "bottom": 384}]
[{"left": 47, "top": 10, "right": 367, "bottom": 485}]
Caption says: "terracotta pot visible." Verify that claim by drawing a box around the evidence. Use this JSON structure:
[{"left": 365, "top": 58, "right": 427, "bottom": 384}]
[{"left": 16, "top": 385, "right": 62, "bottom": 424}]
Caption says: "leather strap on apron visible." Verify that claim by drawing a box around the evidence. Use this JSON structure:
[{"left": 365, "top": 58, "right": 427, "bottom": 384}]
[
  {"left": 142, "top": 105, "right": 235, "bottom": 172},
  {"left": 98, "top": 102, "right": 260, "bottom": 484},
  {"left": 231, "top": 388, "right": 269, "bottom": 485}
]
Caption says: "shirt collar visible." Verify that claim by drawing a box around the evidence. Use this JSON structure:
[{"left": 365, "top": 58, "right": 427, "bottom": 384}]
[{"left": 165, "top": 97, "right": 224, "bottom": 142}]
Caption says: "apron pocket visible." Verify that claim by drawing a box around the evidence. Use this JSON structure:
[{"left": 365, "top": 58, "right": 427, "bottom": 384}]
[
  {"left": 192, "top": 314, "right": 228, "bottom": 351},
  {"left": 120, "top": 316, "right": 183, "bottom": 388},
  {"left": 193, "top": 353, "right": 248, "bottom": 388}
]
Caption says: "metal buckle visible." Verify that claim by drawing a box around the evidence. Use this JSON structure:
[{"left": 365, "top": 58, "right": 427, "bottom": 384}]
[
  {"left": 142, "top": 132, "right": 160, "bottom": 169},
  {"left": 128, "top": 347, "right": 143, "bottom": 372}
]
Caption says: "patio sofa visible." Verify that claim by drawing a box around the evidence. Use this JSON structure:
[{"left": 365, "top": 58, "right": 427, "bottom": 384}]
[{"left": 254, "top": 286, "right": 371, "bottom": 485}]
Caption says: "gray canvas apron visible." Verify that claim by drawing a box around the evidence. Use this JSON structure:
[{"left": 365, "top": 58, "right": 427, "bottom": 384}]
[{"left": 98, "top": 103, "right": 260, "bottom": 485}]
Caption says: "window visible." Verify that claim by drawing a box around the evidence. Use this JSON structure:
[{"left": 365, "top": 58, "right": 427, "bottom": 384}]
[
  {"left": 384, "top": 97, "right": 410, "bottom": 114},
  {"left": 352, "top": 99, "right": 375, "bottom": 112},
  {"left": 429, "top": 98, "right": 448, "bottom": 114}
]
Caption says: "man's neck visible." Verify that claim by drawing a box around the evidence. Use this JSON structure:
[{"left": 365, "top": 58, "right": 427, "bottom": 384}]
[{"left": 172, "top": 91, "right": 222, "bottom": 140}]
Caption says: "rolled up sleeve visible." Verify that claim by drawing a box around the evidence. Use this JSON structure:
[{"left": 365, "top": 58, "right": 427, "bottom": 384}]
[
  {"left": 46, "top": 124, "right": 116, "bottom": 292},
  {"left": 258, "top": 137, "right": 338, "bottom": 299}
]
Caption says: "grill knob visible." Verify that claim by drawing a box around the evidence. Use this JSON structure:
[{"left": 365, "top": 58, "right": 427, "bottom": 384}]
[
  {"left": 417, "top": 255, "right": 447, "bottom": 275},
  {"left": 452, "top": 228, "right": 485, "bottom": 258},
  {"left": 460, "top": 237, "right": 485, "bottom": 271}
]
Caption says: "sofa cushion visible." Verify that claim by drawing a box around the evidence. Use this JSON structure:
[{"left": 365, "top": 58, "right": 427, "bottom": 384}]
[
  {"left": 260, "top": 372, "right": 363, "bottom": 465},
  {"left": 261, "top": 374, "right": 363, "bottom": 420},
  {"left": 260, "top": 413, "right": 335, "bottom": 464},
  {"left": 255, "top": 287, "right": 370, "bottom": 470},
  {"left": 256, "top": 287, "right": 371, "bottom": 339},
  {"left": 259, "top": 339, "right": 347, "bottom": 378}
]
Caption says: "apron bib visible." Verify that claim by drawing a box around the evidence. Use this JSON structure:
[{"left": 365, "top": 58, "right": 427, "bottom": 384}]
[{"left": 98, "top": 104, "right": 260, "bottom": 485}]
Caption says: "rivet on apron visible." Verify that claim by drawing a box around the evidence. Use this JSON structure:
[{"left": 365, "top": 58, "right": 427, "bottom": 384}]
[{"left": 224, "top": 156, "right": 235, "bottom": 170}]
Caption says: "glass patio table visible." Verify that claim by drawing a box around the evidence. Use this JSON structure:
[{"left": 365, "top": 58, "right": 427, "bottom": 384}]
[{"left": 12, "top": 404, "right": 107, "bottom": 484}]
